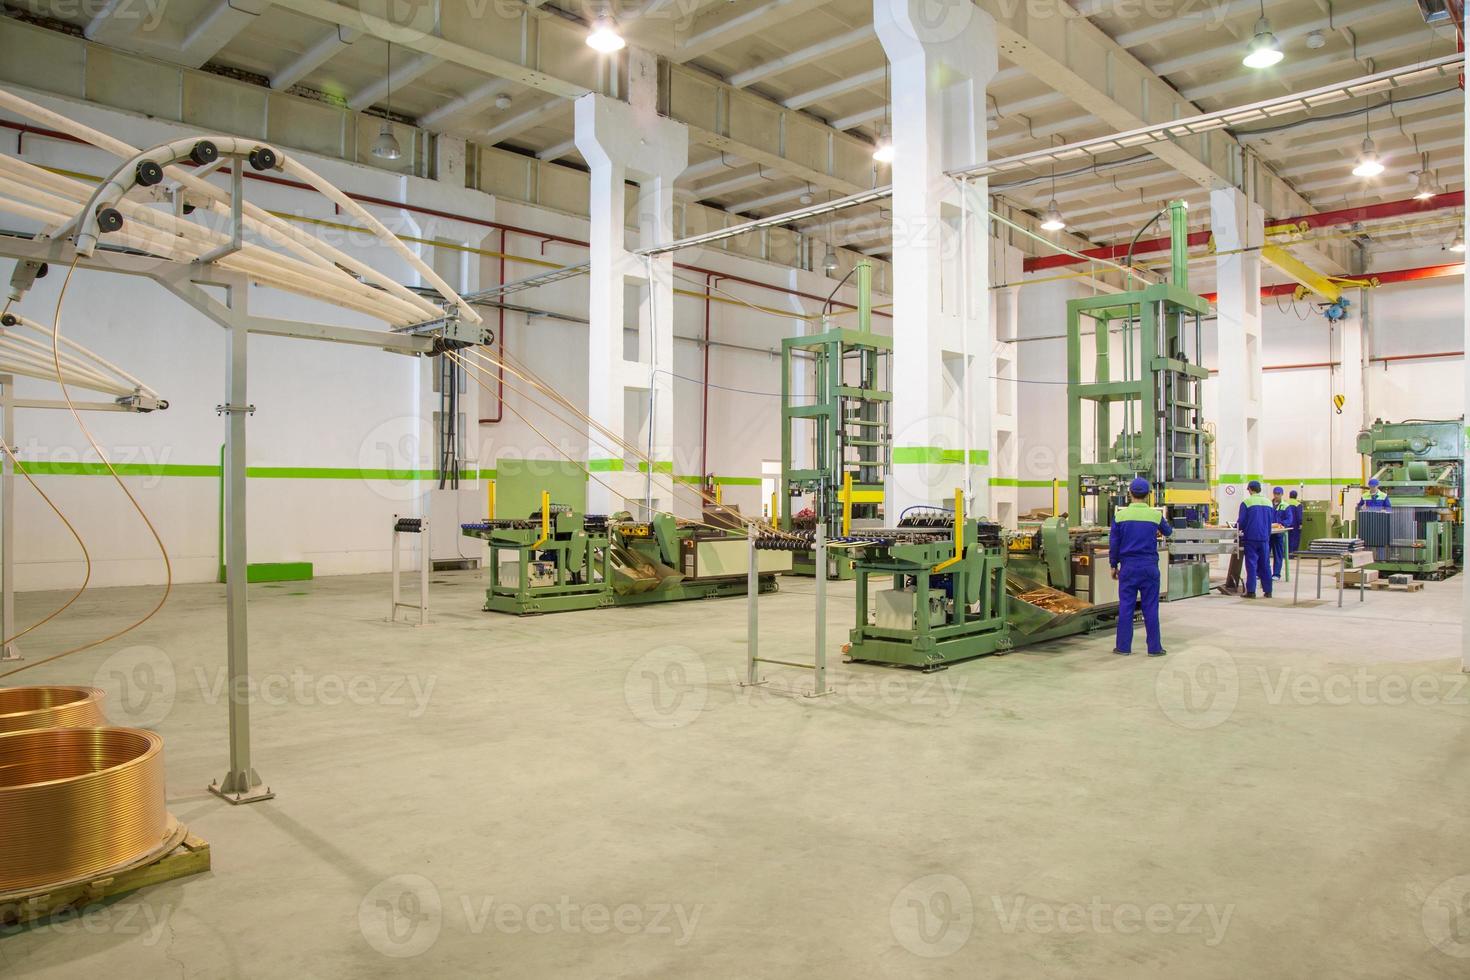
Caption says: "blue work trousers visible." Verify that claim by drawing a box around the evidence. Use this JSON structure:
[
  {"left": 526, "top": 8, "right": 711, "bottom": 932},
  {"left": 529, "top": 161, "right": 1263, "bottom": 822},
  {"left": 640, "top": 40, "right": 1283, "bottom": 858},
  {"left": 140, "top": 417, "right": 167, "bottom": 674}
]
[
  {"left": 1244, "top": 539, "right": 1272, "bottom": 597},
  {"left": 1116, "top": 561, "right": 1163, "bottom": 654}
]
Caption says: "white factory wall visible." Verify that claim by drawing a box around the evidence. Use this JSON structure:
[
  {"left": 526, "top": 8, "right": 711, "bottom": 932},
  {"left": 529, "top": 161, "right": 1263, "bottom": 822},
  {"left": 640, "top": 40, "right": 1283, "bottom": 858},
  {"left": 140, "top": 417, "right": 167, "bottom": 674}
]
[
  {"left": 1014, "top": 269, "right": 1465, "bottom": 520},
  {"left": 0, "top": 89, "right": 882, "bottom": 591}
]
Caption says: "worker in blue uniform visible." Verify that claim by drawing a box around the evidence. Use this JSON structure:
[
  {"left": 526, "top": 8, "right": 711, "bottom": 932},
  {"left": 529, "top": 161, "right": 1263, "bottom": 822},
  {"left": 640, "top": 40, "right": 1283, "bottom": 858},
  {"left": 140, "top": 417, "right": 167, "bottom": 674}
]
[
  {"left": 1237, "top": 480, "right": 1274, "bottom": 599},
  {"left": 1109, "top": 477, "right": 1172, "bottom": 656},
  {"left": 1359, "top": 478, "right": 1391, "bottom": 510},
  {"left": 1270, "top": 486, "right": 1295, "bottom": 579},
  {"left": 1287, "top": 490, "right": 1304, "bottom": 555}
]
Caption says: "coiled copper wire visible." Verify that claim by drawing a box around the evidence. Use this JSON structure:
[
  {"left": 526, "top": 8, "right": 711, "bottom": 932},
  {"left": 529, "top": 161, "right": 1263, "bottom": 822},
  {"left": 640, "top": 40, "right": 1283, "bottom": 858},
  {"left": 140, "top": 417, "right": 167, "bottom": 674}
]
[
  {"left": 0, "top": 727, "right": 167, "bottom": 892},
  {"left": 0, "top": 685, "right": 107, "bottom": 733}
]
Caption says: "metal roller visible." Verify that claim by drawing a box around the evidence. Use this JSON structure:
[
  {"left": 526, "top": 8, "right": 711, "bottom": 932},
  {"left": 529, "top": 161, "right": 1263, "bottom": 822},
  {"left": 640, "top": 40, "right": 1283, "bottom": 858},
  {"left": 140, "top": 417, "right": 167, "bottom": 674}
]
[
  {"left": 0, "top": 685, "right": 107, "bottom": 734},
  {"left": 0, "top": 727, "right": 168, "bottom": 892}
]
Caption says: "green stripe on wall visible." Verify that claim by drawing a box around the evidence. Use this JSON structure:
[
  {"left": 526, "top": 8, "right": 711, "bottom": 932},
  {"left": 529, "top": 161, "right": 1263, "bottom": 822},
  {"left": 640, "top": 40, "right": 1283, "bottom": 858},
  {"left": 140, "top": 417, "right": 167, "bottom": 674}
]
[
  {"left": 19, "top": 462, "right": 498, "bottom": 480},
  {"left": 893, "top": 447, "right": 989, "bottom": 465}
]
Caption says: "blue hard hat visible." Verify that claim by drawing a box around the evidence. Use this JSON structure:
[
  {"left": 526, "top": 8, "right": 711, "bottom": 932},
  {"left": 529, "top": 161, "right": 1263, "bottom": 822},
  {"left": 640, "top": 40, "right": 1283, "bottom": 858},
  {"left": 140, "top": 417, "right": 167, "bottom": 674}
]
[
  {"left": 1247, "top": 480, "right": 1262, "bottom": 492},
  {"left": 1129, "top": 477, "right": 1151, "bottom": 495},
  {"left": 1272, "top": 486, "right": 1284, "bottom": 495},
  {"left": 1289, "top": 490, "right": 1299, "bottom": 498},
  {"left": 1368, "top": 478, "right": 1380, "bottom": 487}
]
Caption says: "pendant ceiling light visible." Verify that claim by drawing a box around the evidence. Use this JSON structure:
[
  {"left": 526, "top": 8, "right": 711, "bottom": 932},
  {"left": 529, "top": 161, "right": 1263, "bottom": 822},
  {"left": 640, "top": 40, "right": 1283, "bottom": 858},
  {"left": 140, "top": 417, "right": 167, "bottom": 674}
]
[
  {"left": 372, "top": 41, "right": 402, "bottom": 161},
  {"left": 1242, "top": 2, "right": 1283, "bottom": 69}
]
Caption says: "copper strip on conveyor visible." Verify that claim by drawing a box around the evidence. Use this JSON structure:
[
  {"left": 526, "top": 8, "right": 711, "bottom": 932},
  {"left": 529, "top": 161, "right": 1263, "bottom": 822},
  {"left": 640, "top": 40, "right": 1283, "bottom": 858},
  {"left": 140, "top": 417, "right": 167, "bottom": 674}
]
[
  {"left": 0, "top": 727, "right": 168, "bottom": 892},
  {"left": 0, "top": 685, "right": 107, "bottom": 733}
]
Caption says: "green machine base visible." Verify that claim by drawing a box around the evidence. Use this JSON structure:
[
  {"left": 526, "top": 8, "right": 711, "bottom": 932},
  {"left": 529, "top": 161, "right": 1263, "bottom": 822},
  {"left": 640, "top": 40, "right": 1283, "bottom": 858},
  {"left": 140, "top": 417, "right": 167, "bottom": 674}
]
[
  {"left": 1166, "top": 561, "right": 1211, "bottom": 601},
  {"left": 1364, "top": 561, "right": 1457, "bottom": 581},
  {"left": 485, "top": 574, "right": 779, "bottom": 615}
]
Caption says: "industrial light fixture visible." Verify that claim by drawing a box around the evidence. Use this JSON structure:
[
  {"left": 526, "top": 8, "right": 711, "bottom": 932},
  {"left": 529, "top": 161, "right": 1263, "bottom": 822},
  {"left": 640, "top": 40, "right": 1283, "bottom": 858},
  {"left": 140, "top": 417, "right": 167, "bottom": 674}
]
[
  {"left": 372, "top": 120, "right": 402, "bottom": 161},
  {"left": 494, "top": 93, "right": 512, "bottom": 110},
  {"left": 1040, "top": 200, "right": 1066, "bottom": 232},
  {"left": 873, "top": 125, "right": 895, "bottom": 163},
  {"left": 586, "top": 17, "right": 626, "bottom": 53},
  {"left": 1242, "top": 0, "right": 1283, "bottom": 69},
  {"left": 1352, "top": 138, "right": 1384, "bottom": 177},
  {"left": 799, "top": 183, "right": 814, "bottom": 206},
  {"left": 1413, "top": 154, "right": 1436, "bottom": 199},
  {"left": 1351, "top": 101, "right": 1384, "bottom": 177},
  {"left": 1305, "top": 29, "right": 1326, "bottom": 49},
  {"left": 822, "top": 244, "right": 839, "bottom": 274},
  {"left": 873, "top": 65, "right": 894, "bottom": 164},
  {"left": 1039, "top": 153, "right": 1064, "bottom": 231},
  {"left": 1450, "top": 231, "right": 1466, "bottom": 253},
  {"left": 371, "top": 42, "right": 403, "bottom": 161}
]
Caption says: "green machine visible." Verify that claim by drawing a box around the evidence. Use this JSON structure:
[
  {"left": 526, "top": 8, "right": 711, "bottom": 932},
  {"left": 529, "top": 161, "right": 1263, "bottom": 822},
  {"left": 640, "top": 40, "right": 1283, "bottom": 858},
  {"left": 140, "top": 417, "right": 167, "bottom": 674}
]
[
  {"left": 779, "top": 259, "right": 891, "bottom": 578},
  {"left": 462, "top": 459, "right": 789, "bottom": 614},
  {"left": 780, "top": 506, "right": 1114, "bottom": 670},
  {"left": 1298, "top": 499, "right": 1342, "bottom": 551},
  {"left": 1063, "top": 199, "right": 1221, "bottom": 601},
  {"left": 1355, "top": 418, "right": 1464, "bottom": 579},
  {"left": 462, "top": 507, "right": 788, "bottom": 614}
]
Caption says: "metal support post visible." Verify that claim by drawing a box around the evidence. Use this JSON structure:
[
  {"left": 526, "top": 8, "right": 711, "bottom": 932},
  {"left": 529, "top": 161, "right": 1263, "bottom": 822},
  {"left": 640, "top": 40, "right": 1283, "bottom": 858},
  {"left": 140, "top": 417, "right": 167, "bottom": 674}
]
[
  {"left": 809, "top": 524, "right": 828, "bottom": 697},
  {"left": 743, "top": 525, "right": 763, "bottom": 687},
  {"left": 0, "top": 377, "right": 18, "bottom": 661},
  {"left": 209, "top": 296, "right": 272, "bottom": 806},
  {"left": 389, "top": 516, "right": 429, "bottom": 626}
]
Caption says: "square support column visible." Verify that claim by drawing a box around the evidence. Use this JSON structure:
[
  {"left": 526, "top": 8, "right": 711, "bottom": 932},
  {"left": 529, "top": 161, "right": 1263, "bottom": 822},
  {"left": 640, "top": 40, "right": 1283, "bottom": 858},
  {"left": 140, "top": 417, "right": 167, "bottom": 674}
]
[
  {"left": 874, "top": 0, "right": 997, "bottom": 515},
  {"left": 574, "top": 92, "right": 687, "bottom": 515},
  {"left": 991, "top": 242, "right": 1022, "bottom": 528},
  {"left": 1210, "top": 187, "right": 1265, "bottom": 504}
]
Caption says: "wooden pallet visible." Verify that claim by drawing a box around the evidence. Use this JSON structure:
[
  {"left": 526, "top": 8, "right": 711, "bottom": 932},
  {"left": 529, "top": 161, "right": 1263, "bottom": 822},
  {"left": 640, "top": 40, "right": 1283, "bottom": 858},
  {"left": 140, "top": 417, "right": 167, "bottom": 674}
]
[
  {"left": 0, "top": 821, "right": 210, "bottom": 927},
  {"left": 1366, "top": 579, "right": 1425, "bottom": 592}
]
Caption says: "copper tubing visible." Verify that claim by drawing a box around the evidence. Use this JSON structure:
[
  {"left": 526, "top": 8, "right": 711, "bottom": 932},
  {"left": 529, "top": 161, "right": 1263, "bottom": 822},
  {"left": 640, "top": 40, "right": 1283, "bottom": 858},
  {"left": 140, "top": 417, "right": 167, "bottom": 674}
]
[
  {"left": 0, "top": 685, "right": 107, "bottom": 733},
  {"left": 0, "top": 727, "right": 167, "bottom": 892}
]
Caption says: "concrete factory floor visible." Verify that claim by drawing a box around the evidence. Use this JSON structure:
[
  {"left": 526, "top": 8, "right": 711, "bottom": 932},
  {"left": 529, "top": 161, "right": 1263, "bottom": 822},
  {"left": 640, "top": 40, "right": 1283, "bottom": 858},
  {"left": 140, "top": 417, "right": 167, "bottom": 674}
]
[{"left": 1, "top": 568, "right": 1468, "bottom": 978}]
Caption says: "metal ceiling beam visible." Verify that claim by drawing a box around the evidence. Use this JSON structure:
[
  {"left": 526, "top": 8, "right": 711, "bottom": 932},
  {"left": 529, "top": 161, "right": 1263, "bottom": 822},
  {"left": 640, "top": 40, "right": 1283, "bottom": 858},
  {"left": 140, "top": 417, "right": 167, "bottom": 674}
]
[
  {"left": 784, "top": 66, "right": 886, "bottom": 111},
  {"left": 348, "top": 52, "right": 443, "bottom": 111},
  {"left": 946, "top": 53, "right": 1465, "bottom": 182},
  {"left": 695, "top": 169, "right": 785, "bottom": 199},
  {"left": 271, "top": 0, "right": 589, "bottom": 98},
  {"left": 271, "top": 26, "right": 360, "bottom": 90},
  {"left": 482, "top": 98, "right": 568, "bottom": 147},
  {"left": 536, "top": 139, "right": 579, "bottom": 161},
  {"left": 86, "top": 0, "right": 273, "bottom": 67},
  {"left": 672, "top": 0, "right": 836, "bottom": 63},
  {"left": 1180, "top": 30, "right": 1444, "bottom": 105},
  {"left": 419, "top": 79, "right": 518, "bottom": 130},
  {"left": 728, "top": 26, "right": 875, "bottom": 88},
  {"left": 1145, "top": 0, "right": 1404, "bottom": 79}
]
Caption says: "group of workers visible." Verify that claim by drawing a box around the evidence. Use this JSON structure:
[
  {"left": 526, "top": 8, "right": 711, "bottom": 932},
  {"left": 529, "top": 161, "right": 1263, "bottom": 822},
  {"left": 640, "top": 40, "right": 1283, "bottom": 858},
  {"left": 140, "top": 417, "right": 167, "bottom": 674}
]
[
  {"left": 1237, "top": 482, "right": 1304, "bottom": 599},
  {"left": 1110, "top": 475, "right": 1388, "bottom": 655}
]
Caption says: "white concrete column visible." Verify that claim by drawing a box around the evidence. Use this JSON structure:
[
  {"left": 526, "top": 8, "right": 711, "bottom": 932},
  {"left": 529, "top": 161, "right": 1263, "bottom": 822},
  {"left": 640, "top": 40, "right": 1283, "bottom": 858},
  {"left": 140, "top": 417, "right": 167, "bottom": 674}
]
[
  {"left": 873, "top": 0, "right": 997, "bottom": 516},
  {"left": 573, "top": 89, "right": 687, "bottom": 515},
  {"left": 990, "top": 239, "right": 1022, "bottom": 528},
  {"left": 1210, "top": 186, "right": 1265, "bottom": 506}
]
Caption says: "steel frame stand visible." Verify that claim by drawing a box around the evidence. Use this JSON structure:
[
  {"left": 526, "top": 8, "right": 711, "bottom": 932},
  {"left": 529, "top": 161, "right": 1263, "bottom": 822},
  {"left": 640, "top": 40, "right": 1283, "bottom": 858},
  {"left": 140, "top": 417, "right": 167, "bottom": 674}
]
[
  {"left": 390, "top": 517, "right": 429, "bottom": 626},
  {"left": 743, "top": 524, "right": 830, "bottom": 697},
  {"left": 0, "top": 177, "right": 446, "bottom": 806}
]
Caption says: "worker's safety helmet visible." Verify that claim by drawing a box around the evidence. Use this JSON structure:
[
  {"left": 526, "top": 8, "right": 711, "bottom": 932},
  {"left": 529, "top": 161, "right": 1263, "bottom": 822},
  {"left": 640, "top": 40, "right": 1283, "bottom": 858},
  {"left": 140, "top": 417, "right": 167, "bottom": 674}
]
[
  {"left": 1289, "top": 490, "right": 1299, "bottom": 499},
  {"left": 1129, "top": 477, "right": 1151, "bottom": 497},
  {"left": 1368, "top": 478, "right": 1380, "bottom": 488},
  {"left": 1272, "top": 486, "right": 1284, "bottom": 495},
  {"left": 1247, "top": 480, "right": 1262, "bottom": 492}
]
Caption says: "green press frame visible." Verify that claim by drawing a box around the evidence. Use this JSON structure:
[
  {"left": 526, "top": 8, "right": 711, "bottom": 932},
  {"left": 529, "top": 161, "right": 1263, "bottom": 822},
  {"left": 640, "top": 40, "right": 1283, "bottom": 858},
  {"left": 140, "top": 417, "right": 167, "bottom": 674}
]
[
  {"left": 1066, "top": 201, "right": 1212, "bottom": 525},
  {"left": 779, "top": 259, "right": 891, "bottom": 573}
]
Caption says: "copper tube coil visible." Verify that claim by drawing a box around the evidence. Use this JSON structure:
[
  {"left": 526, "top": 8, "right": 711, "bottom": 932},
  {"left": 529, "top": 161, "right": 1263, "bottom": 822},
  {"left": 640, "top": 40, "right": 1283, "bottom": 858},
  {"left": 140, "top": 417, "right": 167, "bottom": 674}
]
[
  {"left": 0, "top": 727, "right": 167, "bottom": 892},
  {"left": 0, "top": 685, "right": 107, "bottom": 733}
]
